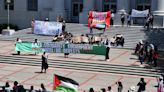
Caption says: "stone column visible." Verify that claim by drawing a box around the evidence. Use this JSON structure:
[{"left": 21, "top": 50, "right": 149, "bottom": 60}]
[
  {"left": 117, "top": 0, "right": 129, "bottom": 13},
  {"left": 154, "top": 0, "right": 164, "bottom": 27},
  {"left": 79, "top": 0, "right": 95, "bottom": 24},
  {"left": 49, "top": 0, "right": 65, "bottom": 21}
]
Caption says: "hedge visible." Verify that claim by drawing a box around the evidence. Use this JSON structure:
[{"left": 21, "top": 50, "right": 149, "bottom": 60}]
[{"left": 0, "top": 24, "right": 19, "bottom": 34}]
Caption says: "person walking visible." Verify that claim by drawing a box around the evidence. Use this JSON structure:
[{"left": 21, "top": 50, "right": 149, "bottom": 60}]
[
  {"left": 41, "top": 52, "right": 48, "bottom": 73},
  {"left": 137, "top": 78, "right": 146, "bottom": 92},
  {"left": 153, "top": 51, "right": 159, "bottom": 67}
]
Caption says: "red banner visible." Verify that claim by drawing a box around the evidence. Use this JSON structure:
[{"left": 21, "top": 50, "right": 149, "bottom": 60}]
[{"left": 88, "top": 11, "right": 111, "bottom": 29}]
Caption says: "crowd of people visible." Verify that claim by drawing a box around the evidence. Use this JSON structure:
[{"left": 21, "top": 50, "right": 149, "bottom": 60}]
[
  {"left": 0, "top": 75, "right": 164, "bottom": 92},
  {"left": 0, "top": 81, "right": 48, "bottom": 92},
  {"left": 86, "top": 77, "right": 147, "bottom": 92},
  {"left": 135, "top": 40, "right": 159, "bottom": 67}
]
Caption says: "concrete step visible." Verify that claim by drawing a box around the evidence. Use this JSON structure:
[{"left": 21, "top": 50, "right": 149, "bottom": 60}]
[{"left": 0, "top": 55, "right": 161, "bottom": 77}]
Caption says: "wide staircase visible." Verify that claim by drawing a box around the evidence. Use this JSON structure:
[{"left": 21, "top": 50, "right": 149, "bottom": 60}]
[
  {"left": 0, "top": 55, "right": 162, "bottom": 77},
  {"left": 0, "top": 23, "right": 164, "bottom": 50}
]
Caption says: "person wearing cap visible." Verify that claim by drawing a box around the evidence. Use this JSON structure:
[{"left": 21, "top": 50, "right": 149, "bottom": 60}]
[
  {"left": 137, "top": 78, "right": 146, "bottom": 92},
  {"left": 157, "top": 76, "right": 164, "bottom": 92},
  {"left": 128, "top": 86, "right": 135, "bottom": 92}
]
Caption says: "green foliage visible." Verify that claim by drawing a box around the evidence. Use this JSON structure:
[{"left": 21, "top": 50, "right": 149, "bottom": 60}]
[{"left": 0, "top": 24, "right": 19, "bottom": 34}]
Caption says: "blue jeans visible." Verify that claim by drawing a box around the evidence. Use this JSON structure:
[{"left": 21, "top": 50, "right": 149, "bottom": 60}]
[{"left": 90, "top": 27, "right": 93, "bottom": 34}]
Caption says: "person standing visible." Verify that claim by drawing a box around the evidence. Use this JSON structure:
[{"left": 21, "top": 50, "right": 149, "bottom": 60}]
[
  {"left": 15, "top": 38, "right": 22, "bottom": 55},
  {"left": 41, "top": 52, "right": 48, "bottom": 73},
  {"left": 149, "top": 14, "right": 154, "bottom": 28},
  {"left": 121, "top": 14, "right": 125, "bottom": 27},
  {"left": 31, "top": 19, "right": 35, "bottom": 34},
  {"left": 110, "top": 12, "right": 115, "bottom": 26},
  {"left": 90, "top": 20, "right": 93, "bottom": 34},
  {"left": 116, "top": 81, "right": 123, "bottom": 92},
  {"left": 157, "top": 76, "right": 164, "bottom": 92},
  {"left": 105, "top": 39, "right": 110, "bottom": 61},
  {"left": 64, "top": 40, "right": 69, "bottom": 58},
  {"left": 139, "top": 48, "right": 144, "bottom": 67},
  {"left": 153, "top": 51, "right": 159, "bottom": 67},
  {"left": 103, "top": 23, "right": 107, "bottom": 34},
  {"left": 33, "top": 39, "right": 39, "bottom": 55},
  {"left": 137, "top": 78, "right": 146, "bottom": 92},
  {"left": 127, "top": 14, "right": 131, "bottom": 27},
  {"left": 62, "top": 21, "right": 66, "bottom": 33}
]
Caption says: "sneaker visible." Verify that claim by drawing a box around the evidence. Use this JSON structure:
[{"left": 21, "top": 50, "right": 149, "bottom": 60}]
[
  {"left": 106, "top": 59, "right": 110, "bottom": 61},
  {"left": 139, "top": 65, "right": 144, "bottom": 67}
]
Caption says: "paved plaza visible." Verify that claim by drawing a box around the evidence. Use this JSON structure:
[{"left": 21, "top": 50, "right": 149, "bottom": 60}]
[
  {"left": 0, "top": 40, "right": 160, "bottom": 92},
  {"left": 0, "top": 24, "right": 163, "bottom": 92}
]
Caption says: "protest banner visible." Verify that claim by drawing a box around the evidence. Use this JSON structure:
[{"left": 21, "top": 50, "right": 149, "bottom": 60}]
[
  {"left": 131, "top": 9, "right": 149, "bottom": 17},
  {"left": 88, "top": 11, "right": 110, "bottom": 29},
  {"left": 34, "top": 21, "right": 62, "bottom": 35},
  {"left": 15, "top": 42, "right": 106, "bottom": 56}
]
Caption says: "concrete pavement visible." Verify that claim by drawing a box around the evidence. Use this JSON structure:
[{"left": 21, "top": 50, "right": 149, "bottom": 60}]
[{"left": 0, "top": 40, "right": 159, "bottom": 92}]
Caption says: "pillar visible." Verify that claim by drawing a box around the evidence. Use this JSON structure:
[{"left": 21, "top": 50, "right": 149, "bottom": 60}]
[
  {"left": 79, "top": 0, "right": 95, "bottom": 24},
  {"left": 154, "top": 0, "right": 164, "bottom": 27},
  {"left": 117, "top": 0, "right": 130, "bottom": 13},
  {"left": 49, "top": 0, "right": 65, "bottom": 21}
]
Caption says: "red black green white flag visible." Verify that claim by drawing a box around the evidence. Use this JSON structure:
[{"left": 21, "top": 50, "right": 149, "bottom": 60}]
[{"left": 53, "top": 74, "right": 79, "bottom": 92}]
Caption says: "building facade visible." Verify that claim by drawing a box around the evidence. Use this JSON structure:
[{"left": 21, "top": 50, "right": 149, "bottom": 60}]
[{"left": 0, "top": 0, "right": 163, "bottom": 28}]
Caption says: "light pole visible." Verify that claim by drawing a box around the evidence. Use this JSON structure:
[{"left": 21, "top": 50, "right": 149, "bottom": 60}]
[{"left": 6, "top": 0, "right": 11, "bottom": 30}]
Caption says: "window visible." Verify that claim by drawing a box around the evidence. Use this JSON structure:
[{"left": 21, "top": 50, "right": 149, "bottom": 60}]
[
  {"left": 103, "top": 0, "right": 117, "bottom": 13},
  {"left": 73, "top": 4, "right": 78, "bottom": 16},
  {"left": 4, "top": 0, "right": 14, "bottom": 10},
  {"left": 27, "top": 0, "right": 38, "bottom": 11},
  {"left": 137, "top": 0, "right": 151, "bottom": 10},
  {"left": 72, "top": 0, "right": 83, "bottom": 16}
]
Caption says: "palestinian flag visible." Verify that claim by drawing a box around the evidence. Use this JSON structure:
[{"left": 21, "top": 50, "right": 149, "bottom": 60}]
[{"left": 53, "top": 74, "right": 79, "bottom": 92}]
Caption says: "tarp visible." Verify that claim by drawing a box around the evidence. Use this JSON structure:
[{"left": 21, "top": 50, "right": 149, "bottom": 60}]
[
  {"left": 88, "top": 11, "right": 110, "bottom": 29},
  {"left": 131, "top": 9, "right": 149, "bottom": 17},
  {"left": 15, "top": 42, "right": 106, "bottom": 56},
  {"left": 34, "top": 20, "right": 62, "bottom": 36}
]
